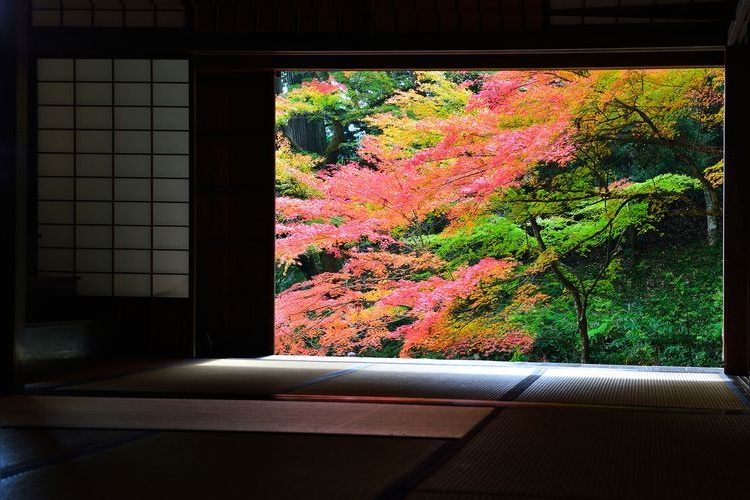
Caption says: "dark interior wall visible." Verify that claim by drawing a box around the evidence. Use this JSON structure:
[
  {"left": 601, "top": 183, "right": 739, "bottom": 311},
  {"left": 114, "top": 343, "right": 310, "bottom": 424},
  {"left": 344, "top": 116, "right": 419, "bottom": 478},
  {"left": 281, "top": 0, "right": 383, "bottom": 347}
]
[{"left": 194, "top": 71, "right": 275, "bottom": 357}]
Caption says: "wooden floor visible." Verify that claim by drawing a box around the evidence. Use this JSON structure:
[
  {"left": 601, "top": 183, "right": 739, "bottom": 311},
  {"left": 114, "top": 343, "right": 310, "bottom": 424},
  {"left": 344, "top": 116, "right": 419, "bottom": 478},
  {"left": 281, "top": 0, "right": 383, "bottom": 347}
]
[{"left": 2, "top": 357, "right": 750, "bottom": 499}]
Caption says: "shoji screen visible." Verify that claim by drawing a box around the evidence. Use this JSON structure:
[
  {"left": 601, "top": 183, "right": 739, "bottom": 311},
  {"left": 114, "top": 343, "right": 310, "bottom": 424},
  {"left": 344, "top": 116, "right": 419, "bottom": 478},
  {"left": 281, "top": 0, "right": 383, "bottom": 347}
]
[
  {"left": 36, "top": 58, "right": 190, "bottom": 298},
  {"left": 31, "top": 0, "right": 187, "bottom": 28}
]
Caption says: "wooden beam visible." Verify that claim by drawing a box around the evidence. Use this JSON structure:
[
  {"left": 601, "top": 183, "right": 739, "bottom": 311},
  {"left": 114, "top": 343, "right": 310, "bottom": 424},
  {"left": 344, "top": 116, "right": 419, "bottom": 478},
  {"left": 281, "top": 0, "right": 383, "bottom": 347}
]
[
  {"left": 27, "top": 21, "right": 730, "bottom": 55},
  {"left": 723, "top": 44, "right": 750, "bottom": 375},
  {"left": 550, "top": 2, "right": 736, "bottom": 21},
  {"left": 193, "top": 50, "right": 723, "bottom": 72},
  {"left": 0, "top": 0, "right": 25, "bottom": 393}
]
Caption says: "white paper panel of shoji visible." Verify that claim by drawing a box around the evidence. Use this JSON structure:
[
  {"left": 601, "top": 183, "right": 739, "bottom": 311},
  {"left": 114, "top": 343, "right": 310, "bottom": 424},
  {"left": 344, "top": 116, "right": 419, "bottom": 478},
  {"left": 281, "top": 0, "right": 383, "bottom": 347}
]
[
  {"left": 76, "top": 178, "right": 112, "bottom": 201},
  {"left": 153, "top": 178, "right": 188, "bottom": 202},
  {"left": 153, "top": 131, "right": 189, "bottom": 155},
  {"left": 153, "top": 250, "right": 189, "bottom": 274},
  {"left": 32, "top": 10, "right": 62, "bottom": 27},
  {"left": 76, "top": 154, "right": 111, "bottom": 176},
  {"left": 153, "top": 83, "right": 189, "bottom": 106},
  {"left": 114, "top": 83, "right": 151, "bottom": 106},
  {"left": 115, "top": 107, "right": 151, "bottom": 130},
  {"left": 154, "top": 155, "right": 189, "bottom": 178},
  {"left": 76, "top": 59, "right": 112, "bottom": 81},
  {"left": 38, "top": 154, "right": 74, "bottom": 176},
  {"left": 153, "top": 60, "right": 189, "bottom": 82},
  {"left": 76, "top": 130, "right": 113, "bottom": 153},
  {"left": 114, "top": 202, "right": 151, "bottom": 225},
  {"left": 115, "top": 131, "right": 151, "bottom": 154},
  {"left": 38, "top": 248, "right": 75, "bottom": 272},
  {"left": 37, "top": 59, "right": 73, "bottom": 80},
  {"left": 153, "top": 274, "right": 188, "bottom": 298},
  {"left": 39, "top": 225, "right": 75, "bottom": 248},
  {"left": 77, "top": 273, "right": 113, "bottom": 296},
  {"left": 115, "top": 178, "right": 151, "bottom": 201},
  {"left": 114, "top": 274, "right": 151, "bottom": 297},
  {"left": 115, "top": 226, "right": 151, "bottom": 249},
  {"left": 153, "top": 203, "right": 189, "bottom": 226},
  {"left": 76, "top": 226, "right": 112, "bottom": 248},
  {"left": 153, "top": 227, "right": 189, "bottom": 250},
  {"left": 115, "top": 249, "right": 152, "bottom": 273},
  {"left": 76, "top": 83, "right": 112, "bottom": 105},
  {"left": 76, "top": 202, "right": 113, "bottom": 225},
  {"left": 94, "top": 10, "right": 124, "bottom": 27},
  {"left": 77, "top": 107, "right": 112, "bottom": 129},
  {"left": 76, "top": 249, "right": 113, "bottom": 272},
  {"left": 38, "top": 177, "right": 74, "bottom": 200},
  {"left": 153, "top": 108, "right": 189, "bottom": 130},
  {"left": 115, "top": 155, "right": 151, "bottom": 177},
  {"left": 37, "top": 83, "right": 75, "bottom": 105},
  {"left": 38, "top": 201, "right": 74, "bottom": 224},
  {"left": 38, "top": 106, "right": 74, "bottom": 129},
  {"left": 38, "top": 130, "right": 74, "bottom": 152},
  {"left": 114, "top": 60, "right": 151, "bottom": 82}
]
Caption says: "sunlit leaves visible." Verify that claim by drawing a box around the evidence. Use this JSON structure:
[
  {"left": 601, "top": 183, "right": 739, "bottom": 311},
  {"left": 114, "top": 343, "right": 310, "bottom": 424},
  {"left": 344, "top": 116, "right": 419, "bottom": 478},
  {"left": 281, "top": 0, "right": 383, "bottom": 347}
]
[{"left": 274, "top": 68, "right": 722, "bottom": 361}]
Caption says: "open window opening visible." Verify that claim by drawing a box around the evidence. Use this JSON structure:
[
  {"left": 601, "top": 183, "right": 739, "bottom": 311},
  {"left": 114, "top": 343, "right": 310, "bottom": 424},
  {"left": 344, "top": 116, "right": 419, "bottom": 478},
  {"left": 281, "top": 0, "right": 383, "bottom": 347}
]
[{"left": 275, "top": 69, "right": 724, "bottom": 367}]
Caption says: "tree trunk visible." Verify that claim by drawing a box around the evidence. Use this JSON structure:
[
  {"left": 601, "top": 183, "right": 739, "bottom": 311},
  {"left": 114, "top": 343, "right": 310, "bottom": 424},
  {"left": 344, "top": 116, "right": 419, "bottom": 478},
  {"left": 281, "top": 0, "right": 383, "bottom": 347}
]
[
  {"left": 283, "top": 115, "right": 327, "bottom": 156},
  {"left": 323, "top": 119, "right": 345, "bottom": 166},
  {"left": 669, "top": 153, "right": 720, "bottom": 247},
  {"left": 702, "top": 184, "right": 719, "bottom": 247},
  {"left": 576, "top": 304, "right": 591, "bottom": 364},
  {"left": 529, "top": 217, "right": 591, "bottom": 363},
  {"left": 279, "top": 71, "right": 329, "bottom": 157}
]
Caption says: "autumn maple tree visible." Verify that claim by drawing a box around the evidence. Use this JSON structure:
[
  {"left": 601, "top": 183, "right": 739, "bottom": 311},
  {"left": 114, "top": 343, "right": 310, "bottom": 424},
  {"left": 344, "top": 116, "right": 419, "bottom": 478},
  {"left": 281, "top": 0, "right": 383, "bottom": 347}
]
[{"left": 274, "top": 69, "right": 723, "bottom": 364}]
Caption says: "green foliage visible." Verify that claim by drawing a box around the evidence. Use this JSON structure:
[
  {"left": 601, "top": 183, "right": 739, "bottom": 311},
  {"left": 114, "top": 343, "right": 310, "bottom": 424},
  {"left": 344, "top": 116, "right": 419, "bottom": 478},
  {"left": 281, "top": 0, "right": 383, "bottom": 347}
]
[
  {"left": 275, "top": 264, "right": 308, "bottom": 294},
  {"left": 512, "top": 240, "right": 722, "bottom": 366},
  {"left": 429, "top": 215, "right": 531, "bottom": 266},
  {"left": 515, "top": 294, "right": 581, "bottom": 363},
  {"left": 590, "top": 242, "right": 722, "bottom": 366}
]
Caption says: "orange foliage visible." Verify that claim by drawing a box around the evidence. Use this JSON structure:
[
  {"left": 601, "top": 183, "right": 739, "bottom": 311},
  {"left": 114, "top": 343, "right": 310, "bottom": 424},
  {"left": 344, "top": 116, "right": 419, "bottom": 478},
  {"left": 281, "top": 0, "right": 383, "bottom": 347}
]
[{"left": 275, "top": 71, "right": 601, "bottom": 357}]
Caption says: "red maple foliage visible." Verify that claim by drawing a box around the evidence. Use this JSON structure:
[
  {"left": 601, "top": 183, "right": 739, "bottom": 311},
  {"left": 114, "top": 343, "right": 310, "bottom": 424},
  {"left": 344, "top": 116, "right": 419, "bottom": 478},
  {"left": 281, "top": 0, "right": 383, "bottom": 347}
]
[{"left": 275, "top": 71, "right": 584, "bottom": 357}]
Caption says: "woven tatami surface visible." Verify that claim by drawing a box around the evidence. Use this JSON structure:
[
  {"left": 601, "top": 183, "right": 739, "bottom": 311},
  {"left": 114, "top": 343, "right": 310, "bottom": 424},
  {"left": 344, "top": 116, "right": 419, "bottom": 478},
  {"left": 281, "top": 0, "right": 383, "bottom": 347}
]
[
  {"left": 1, "top": 430, "right": 444, "bottom": 500},
  {"left": 516, "top": 367, "right": 745, "bottom": 410},
  {"left": 292, "top": 363, "right": 535, "bottom": 400},
  {"left": 412, "top": 406, "right": 750, "bottom": 500},
  {"left": 0, "top": 395, "right": 491, "bottom": 438},
  {"left": 58, "top": 359, "right": 357, "bottom": 396},
  {"left": 52, "top": 359, "right": 746, "bottom": 411}
]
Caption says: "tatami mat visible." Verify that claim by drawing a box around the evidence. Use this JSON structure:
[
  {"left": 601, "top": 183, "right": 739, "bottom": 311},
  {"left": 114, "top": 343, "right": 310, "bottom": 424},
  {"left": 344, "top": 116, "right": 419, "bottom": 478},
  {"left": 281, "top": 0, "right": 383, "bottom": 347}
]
[
  {"left": 48, "top": 359, "right": 746, "bottom": 411},
  {"left": 57, "top": 359, "right": 358, "bottom": 396},
  {"left": 407, "top": 493, "right": 554, "bottom": 500},
  {"left": 1, "top": 431, "right": 444, "bottom": 500},
  {"left": 0, "top": 396, "right": 492, "bottom": 439},
  {"left": 0, "top": 428, "right": 142, "bottom": 475},
  {"left": 24, "top": 358, "right": 187, "bottom": 390},
  {"left": 517, "top": 367, "right": 745, "bottom": 410},
  {"left": 414, "top": 407, "right": 750, "bottom": 499},
  {"left": 293, "top": 363, "right": 535, "bottom": 400}
]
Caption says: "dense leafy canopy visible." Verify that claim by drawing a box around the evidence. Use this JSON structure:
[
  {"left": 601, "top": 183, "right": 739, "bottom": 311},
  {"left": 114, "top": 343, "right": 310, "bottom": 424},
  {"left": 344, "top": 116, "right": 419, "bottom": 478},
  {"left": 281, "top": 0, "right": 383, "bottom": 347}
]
[{"left": 274, "top": 69, "right": 723, "bottom": 365}]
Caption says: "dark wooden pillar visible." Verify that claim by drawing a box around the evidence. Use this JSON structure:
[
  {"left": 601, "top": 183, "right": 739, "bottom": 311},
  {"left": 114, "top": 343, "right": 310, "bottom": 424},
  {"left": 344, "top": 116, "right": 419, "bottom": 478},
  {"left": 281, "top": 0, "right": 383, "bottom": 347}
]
[
  {"left": 194, "top": 70, "right": 275, "bottom": 357},
  {"left": 0, "top": 0, "right": 24, "bottom": 393},
  {"left": 724, "top": 44, "right": 750, "bottom": 375}
]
